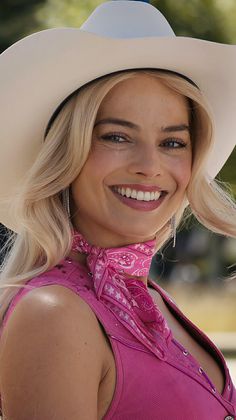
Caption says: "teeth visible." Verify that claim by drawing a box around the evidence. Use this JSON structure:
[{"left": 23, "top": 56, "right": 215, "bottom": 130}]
[
  {"left": 137, "top": 191, "right": 144, "bottom": 200},
  {"left": 126, "top": 187, "right": 132, "bottom": 198},
  {"left": 144, "top": 192, "right": 151, "bottom": 201},
  {"left": 115, "top": 187, "right": 161, "bottom": 201},
  {"left": 131, "top": 189, "right": 137, "bottom": 199}
]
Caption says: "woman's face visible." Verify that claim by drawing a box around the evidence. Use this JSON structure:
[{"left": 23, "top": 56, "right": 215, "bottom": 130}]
[{"left": 71, "top": 74, "right": 192, "bottom": 247}]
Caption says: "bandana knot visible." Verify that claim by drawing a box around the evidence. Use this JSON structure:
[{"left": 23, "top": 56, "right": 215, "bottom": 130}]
[{"left": 71, "top": 228, "right": 171, "bottom": 360}]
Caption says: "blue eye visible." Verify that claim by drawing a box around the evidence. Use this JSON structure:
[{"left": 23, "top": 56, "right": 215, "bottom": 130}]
[
  {"left": 161, "top": 139, "right": 187, "bottom": 149},
  {"left": 100, "top": 133, "right": 128, "bottom": 143}
]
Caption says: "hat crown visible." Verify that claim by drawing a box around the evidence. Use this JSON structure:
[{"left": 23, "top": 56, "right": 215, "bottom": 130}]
[{"left": 80, "top": 0, "right": 175, "bottom": 39}]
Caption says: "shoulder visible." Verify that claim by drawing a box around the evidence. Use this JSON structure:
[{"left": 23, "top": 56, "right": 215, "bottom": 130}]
[
  {"left": 0, "top": 283, "right": 106, "bottom": 354},
  {"left": 0, "top": 284, "right": 107, "bottom": 419},
  {"left": 0, "top": 257, "right": 89, "bottom": 329}
]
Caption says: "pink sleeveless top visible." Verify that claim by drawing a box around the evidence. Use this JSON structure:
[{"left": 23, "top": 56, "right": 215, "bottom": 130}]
[{"left": 0, "top": 256, "right": 235, "bottom": 420}]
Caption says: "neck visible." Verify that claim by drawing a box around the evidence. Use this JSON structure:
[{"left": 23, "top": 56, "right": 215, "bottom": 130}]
[{"left": 71, "top": 218, "right": 156, "bottom": 249}]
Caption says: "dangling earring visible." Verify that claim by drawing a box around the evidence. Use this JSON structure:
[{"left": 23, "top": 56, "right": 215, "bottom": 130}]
[
  {"left": 170, "top": 214, "right": 176, "bottom": 248},
  {"left": 62, "top": 187, "right": 71, "bottom": 218}
]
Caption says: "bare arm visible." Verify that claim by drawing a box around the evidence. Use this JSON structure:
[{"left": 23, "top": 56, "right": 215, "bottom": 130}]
[{"left": 0, "top": 285, "right": 105, "bottom": 420}]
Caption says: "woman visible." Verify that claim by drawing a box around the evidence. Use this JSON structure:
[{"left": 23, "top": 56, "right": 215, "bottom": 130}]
[{"left": 0, "top": 1, "right": 235, "bottom": 419}]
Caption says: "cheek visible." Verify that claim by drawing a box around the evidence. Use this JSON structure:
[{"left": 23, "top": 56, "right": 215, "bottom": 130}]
[
  {"left": 72, "top": 148, "right": 123, "bottom": 196},
  {"left": 84, "top": 146, "right": 124, "bottom": 180},
  {"left": 169, "top": 155, "right": 192, "bottom": 189}
]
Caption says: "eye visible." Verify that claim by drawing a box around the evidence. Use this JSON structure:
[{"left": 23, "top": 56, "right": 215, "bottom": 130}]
[
  {"left": 161, "top": 138, "right": 187, "bottom": 149},
  {"left": 100, "top": 133, "right": 129, "bottom": 143}
]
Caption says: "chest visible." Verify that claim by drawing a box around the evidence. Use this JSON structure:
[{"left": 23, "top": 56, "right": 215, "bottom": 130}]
[
  {"left": 97, "top": 286, "right": 225, "bottom": 419},
  {"left": 148, "top": 287, "right": 225, "bottom": 392}
]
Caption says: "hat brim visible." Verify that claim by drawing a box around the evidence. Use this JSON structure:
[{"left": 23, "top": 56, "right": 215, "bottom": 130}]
[{"left": 1, "top": 28, "right": 236, "bottom": 232}]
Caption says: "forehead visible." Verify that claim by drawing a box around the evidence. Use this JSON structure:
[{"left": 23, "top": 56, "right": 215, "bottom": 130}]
[{"left": 96, "top": 74, "right": 189, "bottom": 121}]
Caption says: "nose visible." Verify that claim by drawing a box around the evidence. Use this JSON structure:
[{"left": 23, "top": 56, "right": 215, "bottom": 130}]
[{"left": 127, "top": 143, "right": 164, "bottom": 178}]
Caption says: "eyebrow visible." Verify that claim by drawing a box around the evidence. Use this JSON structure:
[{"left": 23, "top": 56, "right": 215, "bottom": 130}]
[{"left": 94, "top": 117, "right": 190, "bottom": 133}]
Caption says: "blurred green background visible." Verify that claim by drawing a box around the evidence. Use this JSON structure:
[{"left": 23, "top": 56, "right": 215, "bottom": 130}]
[{"left": 0, "top": 0, "right": 236, "bottom": 334}]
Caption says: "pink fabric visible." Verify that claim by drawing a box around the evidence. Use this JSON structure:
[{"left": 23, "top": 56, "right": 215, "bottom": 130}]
[
  {"left": 0, "top": 257, "right": 235, "bottom": 419},
  {"left": 71, "top": 228, "right": 170, "bottom": 360}
]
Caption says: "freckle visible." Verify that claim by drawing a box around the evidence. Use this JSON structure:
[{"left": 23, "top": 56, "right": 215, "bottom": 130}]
[
  {"left": 80, "top": 275, "right": 84, "bottom": 278},
  {"left": 62, "top": 270, "right": 66, "bottom": 274},
  {"left": 84, "top": 341, "right": 87, "bottom": 345}
]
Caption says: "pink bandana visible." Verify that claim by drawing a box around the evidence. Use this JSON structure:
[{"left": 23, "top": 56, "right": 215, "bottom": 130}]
[{"left": 71, "top": 228, "right": 171, "bottom": 360}]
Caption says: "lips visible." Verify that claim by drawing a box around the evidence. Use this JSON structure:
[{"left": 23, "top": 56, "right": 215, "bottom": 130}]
[{"left": 110, "top": 186, "right": 167, "bottom": 212}]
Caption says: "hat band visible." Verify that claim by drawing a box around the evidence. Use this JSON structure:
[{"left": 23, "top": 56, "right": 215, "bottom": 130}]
[{"left": 44, "top": 67, "right": 199, "bottom": 139}]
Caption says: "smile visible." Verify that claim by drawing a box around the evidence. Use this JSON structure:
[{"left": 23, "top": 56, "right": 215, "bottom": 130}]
[
  {"left": 114, "top": 186, "right": 161, "bottom": 201},
  {"left": 110, "top": 186, "right": 167, "bottom": 212}
]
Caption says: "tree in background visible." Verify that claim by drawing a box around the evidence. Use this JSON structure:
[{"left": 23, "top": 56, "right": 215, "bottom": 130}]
[
  {"left": 35, "top": 0, "right": 103, "bottom": 28},
  {"left": 0, "top": 0, "right": 47, "bottom": 53},
  {"left": 154, "top": 0, "right": 235, "bottom": 43}
]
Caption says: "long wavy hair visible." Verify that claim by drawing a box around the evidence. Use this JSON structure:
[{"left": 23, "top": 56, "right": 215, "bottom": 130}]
[{"left": 0, "top": 69, "right": 236, "bottom": 321}]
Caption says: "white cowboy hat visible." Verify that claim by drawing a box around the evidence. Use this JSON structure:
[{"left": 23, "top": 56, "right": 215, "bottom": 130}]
[{"left": 0, "top": 0, "right": 236, "bottom": 233}]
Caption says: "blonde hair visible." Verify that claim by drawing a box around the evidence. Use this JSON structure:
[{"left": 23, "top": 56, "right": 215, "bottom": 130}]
[{"left": 0, "top": 69, "right": 236, "bottom": 319}]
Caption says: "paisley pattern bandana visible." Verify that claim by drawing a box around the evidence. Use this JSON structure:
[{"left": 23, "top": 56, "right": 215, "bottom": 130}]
[{"left": 71, "top": 228, "right": 172, "bottom": 360}]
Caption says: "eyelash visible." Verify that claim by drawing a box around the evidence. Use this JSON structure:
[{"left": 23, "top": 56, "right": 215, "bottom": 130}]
[{"left": 100, "top": 133, "right": 187, "bottom": 149}]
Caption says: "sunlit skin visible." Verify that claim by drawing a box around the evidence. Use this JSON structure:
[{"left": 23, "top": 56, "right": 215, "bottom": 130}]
[{"left": 69, "top": 74, "right": 192, "bottom": 286}]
